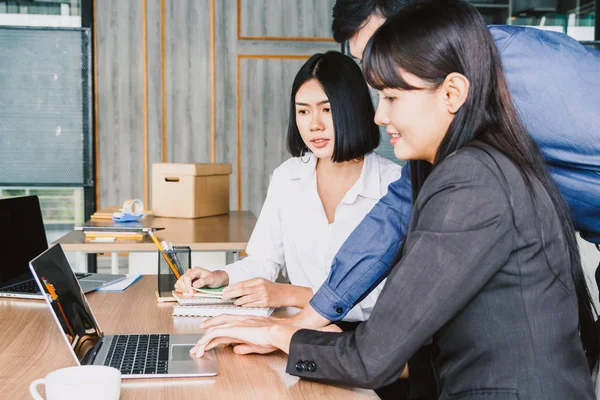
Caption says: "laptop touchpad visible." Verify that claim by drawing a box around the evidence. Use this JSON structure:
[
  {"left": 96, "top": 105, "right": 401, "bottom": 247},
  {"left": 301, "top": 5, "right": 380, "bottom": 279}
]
[{"left": 171, "top": 344, "right": 197, "bottom": 361}]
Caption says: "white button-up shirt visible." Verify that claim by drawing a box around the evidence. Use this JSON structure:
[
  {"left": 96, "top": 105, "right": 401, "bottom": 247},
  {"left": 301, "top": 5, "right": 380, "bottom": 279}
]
[{"left": 222, "top": 152, "right": 402, "bottom": 321}]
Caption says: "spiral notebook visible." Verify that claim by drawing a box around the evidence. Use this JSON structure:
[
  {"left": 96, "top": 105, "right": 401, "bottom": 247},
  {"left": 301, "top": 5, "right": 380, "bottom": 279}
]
[
  {"left": 172, "top": 304, "right": 274, "bottom": 317},
  {"left": 172, "top": 290, "right": 234, "bottom": 306}
]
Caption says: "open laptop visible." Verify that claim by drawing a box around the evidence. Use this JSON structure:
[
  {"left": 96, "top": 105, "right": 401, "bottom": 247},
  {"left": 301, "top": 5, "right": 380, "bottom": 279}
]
[
  {"left": 30, "top": 244, "right": 217, "bottom": 378},
  {"left": 0, "top": 195, "right": 126, "bottom": 299}
]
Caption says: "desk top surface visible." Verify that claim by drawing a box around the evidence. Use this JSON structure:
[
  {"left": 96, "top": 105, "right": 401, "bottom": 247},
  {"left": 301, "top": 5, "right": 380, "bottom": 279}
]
[
  {"left": 0, "top": 276, "right": 376, "bottom": 399},
  {"left": 54, "top": 211, "right": 257, "bottom": 252}
]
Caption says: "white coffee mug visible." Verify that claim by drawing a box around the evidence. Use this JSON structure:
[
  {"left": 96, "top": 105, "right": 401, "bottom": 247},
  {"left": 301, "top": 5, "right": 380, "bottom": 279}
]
[{"left": 29, "top": 365, "right": 121, "bottom": 400}]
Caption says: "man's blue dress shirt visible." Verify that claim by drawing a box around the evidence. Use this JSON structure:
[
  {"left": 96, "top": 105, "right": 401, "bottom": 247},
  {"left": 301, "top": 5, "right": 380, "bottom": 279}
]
[{"left": 310, "top": 25, "right": 600, "bottom": 321}]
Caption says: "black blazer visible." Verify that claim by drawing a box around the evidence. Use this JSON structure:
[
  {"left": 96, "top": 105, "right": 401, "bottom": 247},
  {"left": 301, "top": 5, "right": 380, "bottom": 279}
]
[{"left": 287, "top": 142, "right": 594, "bottom": 400}]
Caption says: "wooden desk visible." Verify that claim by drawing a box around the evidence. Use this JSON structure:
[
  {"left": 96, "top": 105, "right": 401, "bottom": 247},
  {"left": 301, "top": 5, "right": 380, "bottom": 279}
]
[
  {"left": 55, "top": 211, "right": 257, "bottom": 252},
  {"left": 54, "top": 211, "right": 257, "bottom": 273},
  {"left": 0, "top": 276, "right": 377, "bottom": 399}
]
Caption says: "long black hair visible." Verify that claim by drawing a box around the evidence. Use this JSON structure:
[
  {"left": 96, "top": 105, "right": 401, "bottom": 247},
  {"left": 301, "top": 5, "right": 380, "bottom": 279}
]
[
  {"left": 363, "top": 0, "right": 598, "bottom": 369},
  {"left": 287, "top": 51, "right": 379, "bottom": 162}
]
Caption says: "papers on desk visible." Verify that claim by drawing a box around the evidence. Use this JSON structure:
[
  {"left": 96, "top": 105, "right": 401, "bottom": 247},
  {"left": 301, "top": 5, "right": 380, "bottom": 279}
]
[
  {"left": 75, "top": 219, "right": 163, "bottom": 232},
  {"left": 98, "top": 274, "right": 142, "bottom": 291}
]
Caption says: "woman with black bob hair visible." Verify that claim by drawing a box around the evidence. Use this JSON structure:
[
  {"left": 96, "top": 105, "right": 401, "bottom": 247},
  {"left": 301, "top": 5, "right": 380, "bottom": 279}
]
[
  {"left": 286, "top": 52, "right": 380, "bottom": 162},
  {"left": 190, "top": 1, "right": 597, "bottom": 398},
  {"left": 175, "top": 51, "right": 401, "bottom": 324}
]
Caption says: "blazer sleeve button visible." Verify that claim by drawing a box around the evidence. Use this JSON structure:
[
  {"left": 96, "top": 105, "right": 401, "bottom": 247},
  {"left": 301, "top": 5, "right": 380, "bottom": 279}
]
[
  {"left": 336, "top": 307, "right": 343, "bottom": 314},
  {"left": 295, "top": 361, "right": 304, "bottom": 372},
  {"left": 307, "top": 361, "right": 317, "bottom": 372}
]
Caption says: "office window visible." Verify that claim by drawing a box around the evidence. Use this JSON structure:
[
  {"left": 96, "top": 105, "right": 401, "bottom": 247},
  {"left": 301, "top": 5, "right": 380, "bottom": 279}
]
[
  {"left": 470, "top": 0, "right": 513, "bottom": 24},
  {"left": 0, "top": 0, "right": 81, "bottom": 27},
  {"left": 469, "top": 0, "right": 596, "bottom": 41},
  {"left": 0, "top": 26, "right": 92, "bottom": 243},
  {"left": 0, "top": 27, "right": 92, "bottom": 186}
]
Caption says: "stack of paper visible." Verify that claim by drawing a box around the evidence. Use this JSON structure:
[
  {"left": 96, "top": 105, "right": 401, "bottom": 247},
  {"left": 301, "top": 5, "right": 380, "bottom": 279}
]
[
  {"left": 84, "top": 231, "right": 145, "bottom": 241},
  {"left": 172, "top": 290, "right": 234, "bottom": 306},
  {"left": 172, "top": 304, "right": 274, "bottom": 317},
  {"left": 172, "top": 286, "right": 273, "bottom": 317},
  {"left": 90, "top": 206, "right": 153, "bottom": 221}
]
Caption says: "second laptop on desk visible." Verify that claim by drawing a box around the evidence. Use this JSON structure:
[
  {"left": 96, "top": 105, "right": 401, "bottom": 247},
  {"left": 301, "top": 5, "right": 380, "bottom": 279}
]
[{"left": 0, "top": 195, "right": 126, "bottom": 300}]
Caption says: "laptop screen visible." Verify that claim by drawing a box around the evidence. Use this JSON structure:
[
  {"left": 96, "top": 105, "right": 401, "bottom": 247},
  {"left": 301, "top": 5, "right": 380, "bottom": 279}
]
[
  {"left": 29, "top": 244, "right": 103, "bottom": 364},
  {"left": 0, "top": 196, "right": 49, "bottom": 288}
]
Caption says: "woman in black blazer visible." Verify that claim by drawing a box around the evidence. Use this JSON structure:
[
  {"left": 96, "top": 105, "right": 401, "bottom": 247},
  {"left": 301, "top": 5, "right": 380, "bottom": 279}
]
[{"left": 190, "top": 1, "right": 597, "bottom": 398}]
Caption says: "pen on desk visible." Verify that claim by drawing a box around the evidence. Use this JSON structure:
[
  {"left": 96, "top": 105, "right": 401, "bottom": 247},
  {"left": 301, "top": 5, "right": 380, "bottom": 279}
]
[{"left": 145, "top": 229, "right": 181, "bottom": 279}]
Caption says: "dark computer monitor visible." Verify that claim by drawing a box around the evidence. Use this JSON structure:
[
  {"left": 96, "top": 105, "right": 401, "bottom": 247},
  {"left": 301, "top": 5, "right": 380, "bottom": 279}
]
[{"left": 0, "top": 195, "right": 49, "bottom": 288}]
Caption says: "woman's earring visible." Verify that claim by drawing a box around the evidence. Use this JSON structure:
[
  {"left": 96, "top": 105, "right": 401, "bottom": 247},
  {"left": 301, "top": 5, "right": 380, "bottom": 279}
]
[
  {"left": 353, "top": 156, "right": 363, "bottom": 163},
  {"left": 300, "top": 149, "right": 311, "bottom": 164}
]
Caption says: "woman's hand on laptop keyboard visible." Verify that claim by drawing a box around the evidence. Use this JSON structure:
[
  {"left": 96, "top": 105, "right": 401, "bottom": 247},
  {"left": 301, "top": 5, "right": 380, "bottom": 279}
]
[
  {"left": 195, "top": 315, "right": 342, "bottom": 356},
  {"left": 191, "top": 318, "right": 299, "bottom": 358}
]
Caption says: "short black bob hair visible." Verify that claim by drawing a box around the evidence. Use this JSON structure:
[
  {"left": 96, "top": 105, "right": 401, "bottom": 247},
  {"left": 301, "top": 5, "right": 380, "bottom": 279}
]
[{"left": 286, "top": 51, "right": 379, "bottom": 162}]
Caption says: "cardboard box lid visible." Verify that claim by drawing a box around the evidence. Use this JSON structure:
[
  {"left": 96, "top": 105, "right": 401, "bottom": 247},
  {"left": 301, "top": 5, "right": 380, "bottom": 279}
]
[{"left": 152, "top": 163, "right": 232, "bottom": 176}]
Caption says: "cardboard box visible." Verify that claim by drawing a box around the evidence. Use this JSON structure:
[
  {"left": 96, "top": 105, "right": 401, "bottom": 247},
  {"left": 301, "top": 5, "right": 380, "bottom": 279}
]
[{"left": 152, "top": 163, "right": 232, "bottom": 218}]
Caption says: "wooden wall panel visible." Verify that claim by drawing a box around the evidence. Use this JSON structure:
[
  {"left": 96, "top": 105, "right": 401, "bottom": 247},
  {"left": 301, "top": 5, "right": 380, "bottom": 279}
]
[
  {"left": 165, "top": 0, "right": 211, "bottom": 164},
  {"left": 215, "top": 0, "right": 239, "bottom": 211},
  {"left": 96, "top": 0, "right": 144, "bottom": 209},
  {"left": 238, "top": 40, "right": 340, "bottom": 55},
  {"left": 147, "top": 0, "right": 163, "bottom": 206},
  {"left": 239, "top": 57, "right": 308, "bottom": 216},
  {"left": 96, "top": 0, "right": 339, "bottom": 213},
  {"left": 239, "top": 0, "right": 336, "bottom": 40}
]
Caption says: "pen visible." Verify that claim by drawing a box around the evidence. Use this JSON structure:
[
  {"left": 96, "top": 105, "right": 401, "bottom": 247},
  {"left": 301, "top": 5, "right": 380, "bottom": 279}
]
[
  {"left": 42, "top": 276, "right": 74, "bottom": 338},
  {"left": 145, "top": 229, "right": 181, "bottom": 279},
  {"left": 162, "top": 241, "right": 184, "bottom": 276}
]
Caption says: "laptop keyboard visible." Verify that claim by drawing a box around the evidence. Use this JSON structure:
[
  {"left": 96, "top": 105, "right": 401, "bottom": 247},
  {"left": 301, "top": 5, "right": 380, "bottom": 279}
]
[
  {"left": 104, "top": 334, "right": 170, "bottom": 375},
  {"left": 3, "top": 273, "right": 90, "bottom": 294},
  {"left": 3, "top": 280, "right": 40, "bottom": 293}
]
